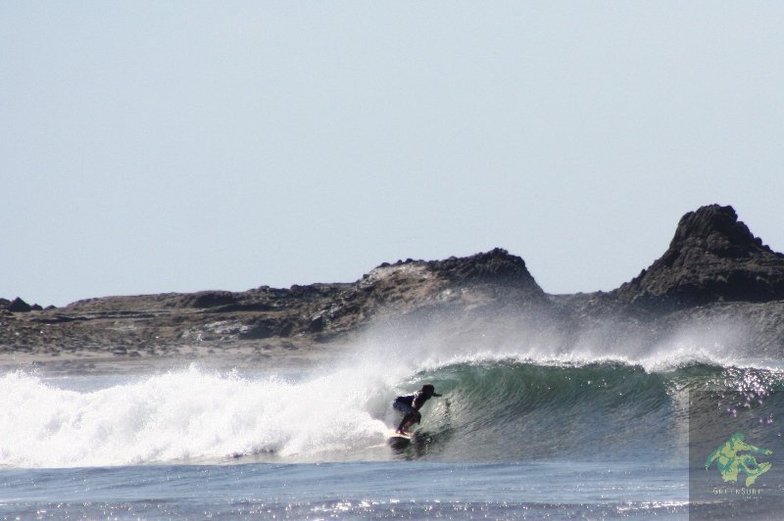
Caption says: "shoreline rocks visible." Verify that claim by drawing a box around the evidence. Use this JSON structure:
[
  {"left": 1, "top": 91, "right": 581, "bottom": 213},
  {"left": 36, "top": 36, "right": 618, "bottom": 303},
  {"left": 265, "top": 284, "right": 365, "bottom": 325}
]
[{"left": 3, "top": 204, "right": 784, "bottom": 360}]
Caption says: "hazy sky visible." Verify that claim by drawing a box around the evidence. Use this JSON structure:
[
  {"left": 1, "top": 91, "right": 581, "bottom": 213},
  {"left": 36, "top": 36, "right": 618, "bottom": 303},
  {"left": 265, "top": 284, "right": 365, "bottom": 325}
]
[{"left": 3, "top": 2, "right": 783, "bottom": 306}]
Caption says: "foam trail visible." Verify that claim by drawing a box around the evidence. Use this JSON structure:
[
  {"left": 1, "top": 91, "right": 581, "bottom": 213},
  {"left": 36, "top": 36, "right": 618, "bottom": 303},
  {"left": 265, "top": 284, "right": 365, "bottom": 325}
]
[{"left": 0, "top": 366, "right": 394, "bottom": 468}]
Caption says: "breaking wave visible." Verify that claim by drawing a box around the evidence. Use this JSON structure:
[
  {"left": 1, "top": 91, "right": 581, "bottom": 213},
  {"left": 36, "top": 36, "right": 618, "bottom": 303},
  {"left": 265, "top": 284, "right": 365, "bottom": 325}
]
[{"left": 2, "top": 331, "right": 783, "bottom": 468}]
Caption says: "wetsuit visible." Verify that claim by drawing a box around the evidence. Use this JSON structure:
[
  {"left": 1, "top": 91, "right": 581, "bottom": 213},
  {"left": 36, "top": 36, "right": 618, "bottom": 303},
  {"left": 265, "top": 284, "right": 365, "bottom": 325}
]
[{"left": 393, "top": 391, "right": 432, "bottom": 432}]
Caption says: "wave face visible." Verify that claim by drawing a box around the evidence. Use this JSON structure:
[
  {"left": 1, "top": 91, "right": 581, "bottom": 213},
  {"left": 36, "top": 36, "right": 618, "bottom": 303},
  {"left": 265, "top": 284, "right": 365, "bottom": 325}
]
[{"left": 2, "top": 326, "right": 784, "bottom": 468}]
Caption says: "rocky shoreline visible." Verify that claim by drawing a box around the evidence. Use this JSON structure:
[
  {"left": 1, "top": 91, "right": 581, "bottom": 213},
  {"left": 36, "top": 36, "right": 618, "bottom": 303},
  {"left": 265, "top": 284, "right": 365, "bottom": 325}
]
[{"left": 3, "top": 204, "right": 784, "bottom": 370}]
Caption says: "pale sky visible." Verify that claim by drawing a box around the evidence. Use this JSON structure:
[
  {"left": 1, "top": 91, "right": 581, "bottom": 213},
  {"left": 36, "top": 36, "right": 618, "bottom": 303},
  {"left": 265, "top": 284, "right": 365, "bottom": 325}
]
[{"left": 2, "top": 2, "right": 783, "bottom": 307}]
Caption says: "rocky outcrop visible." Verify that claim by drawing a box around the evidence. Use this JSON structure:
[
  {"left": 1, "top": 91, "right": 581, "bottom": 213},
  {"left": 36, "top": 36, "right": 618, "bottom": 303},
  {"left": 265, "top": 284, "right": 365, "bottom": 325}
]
[
  {"left": 8, "top": 297, "right": 32, "bottom": 313},
  {"left": 0, "top": 248, "right": 545, "bottom": 356},
  {"left": 3, "top": 204, "right": 784, "bottom": 360},
  {"left": 2, "top": 297, "right": 45, "bottom": 313},
  {"left": 614, "top": 205, "right": 784, "bottom": 310},
  {"left": 396, "top": 248, "right": 543, "bottom": 293}
]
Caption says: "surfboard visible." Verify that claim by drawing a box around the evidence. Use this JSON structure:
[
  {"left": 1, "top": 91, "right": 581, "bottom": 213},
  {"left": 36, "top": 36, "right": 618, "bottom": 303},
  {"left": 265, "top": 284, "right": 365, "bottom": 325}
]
[{"left": 387, "top": 430, "right": 412, "bottom": 449}]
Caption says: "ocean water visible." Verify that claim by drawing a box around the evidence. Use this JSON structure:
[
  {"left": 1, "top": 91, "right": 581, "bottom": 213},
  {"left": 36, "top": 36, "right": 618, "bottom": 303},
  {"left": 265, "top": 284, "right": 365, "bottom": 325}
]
[{"left": 2, "top": 330, "right": 784, "bottom": 519}]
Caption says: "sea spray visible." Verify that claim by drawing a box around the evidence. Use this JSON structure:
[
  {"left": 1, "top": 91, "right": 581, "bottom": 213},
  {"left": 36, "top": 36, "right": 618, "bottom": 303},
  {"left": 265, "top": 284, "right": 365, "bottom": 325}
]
[{"left": 352, "top": 297, "right": 760, "bottom": 377}]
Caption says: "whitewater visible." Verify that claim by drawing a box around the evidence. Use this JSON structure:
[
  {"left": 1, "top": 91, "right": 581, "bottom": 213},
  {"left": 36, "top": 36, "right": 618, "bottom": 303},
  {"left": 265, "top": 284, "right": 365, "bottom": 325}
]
[{"left": 2, "top": 325, "right": 784, "bottom": 519}]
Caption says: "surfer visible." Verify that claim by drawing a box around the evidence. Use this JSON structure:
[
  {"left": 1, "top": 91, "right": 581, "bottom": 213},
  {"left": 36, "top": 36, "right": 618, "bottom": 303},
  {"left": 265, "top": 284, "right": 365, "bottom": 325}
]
[{"left": 393, "top": 384, "right": 442, "bottom": 434}]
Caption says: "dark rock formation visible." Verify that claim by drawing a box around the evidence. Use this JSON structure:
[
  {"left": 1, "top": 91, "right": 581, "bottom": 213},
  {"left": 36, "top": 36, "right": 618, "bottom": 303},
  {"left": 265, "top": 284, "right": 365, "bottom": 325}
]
[
  {"left": 181, "top": 291, "right": 238, "bottom": 309},
  {"left": 614, "top": 205, "right": 784, "bottom": 310},
  {"left": 8, "top": 297, "right": 32, "bottom": 313},
  {"left": 3, "top": 204, "right": 784, "bottom": 361},
  {"left": 0, "top": 248, "right": 545, "bottom": 356},
  {"left": 428, "top": 248, "right": 544, "bottom": 293}
]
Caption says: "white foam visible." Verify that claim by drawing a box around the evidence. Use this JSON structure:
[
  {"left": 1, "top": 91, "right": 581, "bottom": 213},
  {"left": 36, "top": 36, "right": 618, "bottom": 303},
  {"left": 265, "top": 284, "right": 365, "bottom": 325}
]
[{"left": 0, "top": 366, "right": 394, "bottom": 468}]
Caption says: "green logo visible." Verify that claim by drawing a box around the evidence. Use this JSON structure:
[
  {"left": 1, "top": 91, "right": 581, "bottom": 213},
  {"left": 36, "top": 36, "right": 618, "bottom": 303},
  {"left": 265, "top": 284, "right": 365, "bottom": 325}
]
[{"left": 706, "top": 432, "right": 773, "bottom": 487}]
